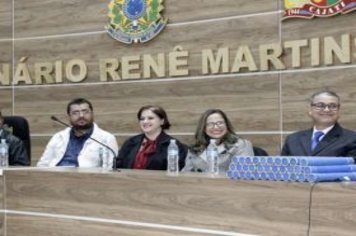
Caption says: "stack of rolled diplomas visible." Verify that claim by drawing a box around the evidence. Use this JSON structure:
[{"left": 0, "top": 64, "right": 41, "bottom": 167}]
[{"left": 227, "top": 156, "right": 356, "bottom": 182}]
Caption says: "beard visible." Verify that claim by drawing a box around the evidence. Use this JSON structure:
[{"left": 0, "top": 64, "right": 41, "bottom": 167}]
[
  {"left": 71, "top": 118, "right": 94, "bottom": 131},
  {"left": 73, "top": 123, "right": 93, "bottom": 130}
]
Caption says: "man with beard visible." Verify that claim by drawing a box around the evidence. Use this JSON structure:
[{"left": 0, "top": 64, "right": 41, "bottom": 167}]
[
  {"left": 37, "top": 98, "right": 119, "bottom": 167},
  {"left": 281, "top": 90, "right": 356, "bottom": 159}
]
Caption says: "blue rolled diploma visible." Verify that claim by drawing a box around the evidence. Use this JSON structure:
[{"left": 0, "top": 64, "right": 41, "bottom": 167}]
[
  {"left": 245, "top": 157, "right": 252, "bottom": 165},
  {"left": 267, "top": 172, "right": 276, "bottom": 181},
  {"left": 288, "top": 173, "right": 297, "bottom": 181},
  {"left": 267, "top": 156, "right": 275, "bottom": 165},
  {"left": 275, "top": 172, "right": 283, "bottom": 181},
  {"left": 282, "top": 172, "right": 289, "bottom": 181},
  {"left": 259, "top": 172, "right": 267, "bottom": 180},
  {"left": 274, "top": 157, "right": 282, "bottom": 166},
  {"left": 236, "top": 164, "right": 243, "bottom": 171},
  {"left": 228, "top": 163, "right": 236, "bottom": 171},
  {"left": 296, "top": 174, "right": 307, "bottom": 182},
  {"left": 231, "top": 156, "right": 239, "bottom": 164},
  {"left": 226, "top": 170, "right": 236, "bottom": 179},
  {"left": 298, "top": 157, "right": 354, "bottom": 166},
  {"left": 307, "top": 172, "right": 356, "bottom": 182},
  {"left": 244, "top": 171, "right": 252, "bottom": 180},
  {"left": 303, "top": 165, "right": 356, "bottom": 174},
  {"left": 281, "top": 156, "right": 298, "bottom": 166},
  {"left": 252, "top": 156, "right": 260, "bottom": 164},
  {"left": 259, "top": 157, "right": 267, "bottom": 165}
]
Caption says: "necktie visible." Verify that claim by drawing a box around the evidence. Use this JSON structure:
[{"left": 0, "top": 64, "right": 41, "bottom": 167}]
[{"left": 311, "top": 131, "right": 324, "bottom": 151}]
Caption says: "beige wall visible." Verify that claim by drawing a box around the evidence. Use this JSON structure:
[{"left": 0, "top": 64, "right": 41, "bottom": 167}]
[{"left": 0, "top": 0, "right": 355, "bottom": 165}]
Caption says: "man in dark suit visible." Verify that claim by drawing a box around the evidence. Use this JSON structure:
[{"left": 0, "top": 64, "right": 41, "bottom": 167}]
[{"left": 281, "top": 90, "right": 356, "bottom": 158}]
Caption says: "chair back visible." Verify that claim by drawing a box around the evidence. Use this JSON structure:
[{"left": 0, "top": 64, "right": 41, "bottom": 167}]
[
  {"left": 253, "top": 146, "right": 268, "bottom": 156},
  {"left": 3, "top": 116, "right": 31, "bottom": 161}
]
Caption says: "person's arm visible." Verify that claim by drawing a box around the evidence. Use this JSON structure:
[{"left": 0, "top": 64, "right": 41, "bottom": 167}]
[
  {"left": 105, "top": 134, "right": 119, "bottom": 168},
  {"left": 181, "top": 150, "right": 195, "bottom": 172},
  {"left": 9, "top": 137, "right": 30, "bottom": 166},
  {"left": 345, "top": 135, "right": 356, "bottom": 162},
  {"left": 177, "top": 141, "right": 188, "bottom": 170},
  {"left": 116, "top": 138, "right": 131, "bottom": 168},
  {"left": 280, "top": 136, "right": 291, "bottom": 156},
  {"left": 36, "top": 136, "right": 58, "bottom": 167},
  {"left": 231, "top": 138, "right": 254, "bottom": 156}
]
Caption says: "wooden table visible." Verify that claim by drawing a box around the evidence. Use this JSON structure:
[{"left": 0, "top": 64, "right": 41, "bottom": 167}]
[{"left": 0, "top": 168, "right": 355, "bottom": 236}]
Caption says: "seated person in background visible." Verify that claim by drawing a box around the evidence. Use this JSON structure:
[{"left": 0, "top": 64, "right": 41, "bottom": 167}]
[
  {"left": 182, "top": 109, "right": 254, "bottom": 173},
  {"left": 37, "top": 98, "right": 118, "bottom": 167},
  {"left": 0, "top": 111, "right": 30, "bottom": 166},
  {"left": 116, "top": 105, "right": 187, "bottom": 170},
  {"left": 281, "top": 90, "right": 356, "bottom": 158}
]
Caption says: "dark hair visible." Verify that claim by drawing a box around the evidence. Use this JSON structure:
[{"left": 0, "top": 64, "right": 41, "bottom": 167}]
[
  {"left": 137, "top": 105, "right": 171, "bottom": 130},
  {"left": 310, "top": 89, "right": 340, "bottom": 104},
  {"left": 191, "top": 109, "right": 238, "bottom": 154},
  {"left": 66, "top": 98, "right": 93, "bottom": 115}
]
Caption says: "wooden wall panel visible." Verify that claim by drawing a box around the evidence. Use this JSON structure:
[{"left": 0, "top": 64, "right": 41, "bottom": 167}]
[
  {"left": 0, "top": 41, "right": 12, "bottom": 108},
  {"left": 14, "top": 0, "right": 279, "bottom": 38},
  {"left": 244, "top": 134, "right": 281, "bottom": 156},
  {"left": 31, "top": 136, "right": 48, "bottom": 165},
  {"left": 0, "top": 175, "right": 3, "bottom": 236},
  {"left": 309, "top": 182, "right": 356, "bottom": 236},
  {"left": 281, "top": 67, "right": 356, "bottom": 131},
  {"left": 0, "top": 213, "right": 3, "bottom": 236},
  {"left": 0, "top": 0, "right": 11, "bottom": 39},
  {"left": 282, "top": 13, "right": 356, "bottom": 40},
  {"left": 281, "top": 13, "right": 356, "bottom": 67},
  {"left": 13, "top": 13, "right": 280, "bottom": 83},
  {"left": 14, "top": 0, "right": 107, "bottom": 37},
  {"left": 6, "top": 215, "right": 208, "bottom": 236},
  {"left": 0, "top": 41, "right": 12, "bottom": 63},
  {"left": 0, "top": 88, "right": 13, "bottom": 115},
  {"left": 167, "top": 0, "right": 278, "bottom": 22},
  {"left": 14, "top": 75, "right": 280, "bottom": 132},
  {"left": 0, "top": 175, "right": 3, "bottom": 205}
]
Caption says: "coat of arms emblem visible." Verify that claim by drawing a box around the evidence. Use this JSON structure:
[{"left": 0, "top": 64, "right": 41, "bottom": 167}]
[
  {"left": 106, "top": 0, "right": 168, "bottom": 44},
  {"left": 283, "top": 0, "right": 356, "bottom": 20}
]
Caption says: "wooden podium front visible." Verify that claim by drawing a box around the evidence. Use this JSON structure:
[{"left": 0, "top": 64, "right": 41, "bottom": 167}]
[{"left": 0, "top": 168, "right": 355, "bottom": 236}]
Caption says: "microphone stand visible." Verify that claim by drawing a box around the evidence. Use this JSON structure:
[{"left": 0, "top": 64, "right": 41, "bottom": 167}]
[{"left": 50, "top": 116, "right": 119, "bottom": 171}]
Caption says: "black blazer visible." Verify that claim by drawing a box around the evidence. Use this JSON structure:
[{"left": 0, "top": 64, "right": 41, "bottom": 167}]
[
  {"left": 281, "top": 123, "right": 356, "bottom": 158},
  {"left": 0, "top": 129, "right": 30, "bottom": 166},
  {"left": 116, "top": 132, "right": 187, "bottom": 170}
]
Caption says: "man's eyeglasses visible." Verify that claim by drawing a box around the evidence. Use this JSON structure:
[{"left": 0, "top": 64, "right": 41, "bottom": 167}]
[
  {"left": 311, "top": 103, "right": 340, "bottom": 111},
  {"left": 206, "top": 121, "right": 226, "bottom": 128},
  {"left": 70, "top": 109, "right": 92, "bottom": 116}
]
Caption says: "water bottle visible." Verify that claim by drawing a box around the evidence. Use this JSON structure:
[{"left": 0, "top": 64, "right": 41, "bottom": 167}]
[
  {"left": 0, "top": 139, "right": 9, "bottom": 167},
  {"left": 167, "top": 139, "right": 179, "bottom": 175},
  {"left": 207, "top": 139, "right": 219, "bottom": 175},
  {"left": 100, "top": 145, "right": 110, "bottom": 169},
  {"left": 98, "top": 146, "right": 104, "bottom": 167}
]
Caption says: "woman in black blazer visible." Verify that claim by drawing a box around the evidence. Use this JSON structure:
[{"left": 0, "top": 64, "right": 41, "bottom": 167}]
[{"left": 116, "top": 105, "right": 187, "bottom": 170}]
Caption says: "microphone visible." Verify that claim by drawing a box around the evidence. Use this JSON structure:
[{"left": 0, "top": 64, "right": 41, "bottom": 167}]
[{"left": 50, "top": 116, "right": 119, "bottom": 171}]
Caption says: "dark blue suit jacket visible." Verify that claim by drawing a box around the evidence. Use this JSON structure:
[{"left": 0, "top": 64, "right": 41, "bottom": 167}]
[{"left": 281, "top": 123, "right": 356, "bottom": 158}]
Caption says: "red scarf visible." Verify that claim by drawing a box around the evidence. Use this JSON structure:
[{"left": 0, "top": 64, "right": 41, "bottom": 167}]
[{"left": 133, "top": 138, "right": 157, "bottom": 169}]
